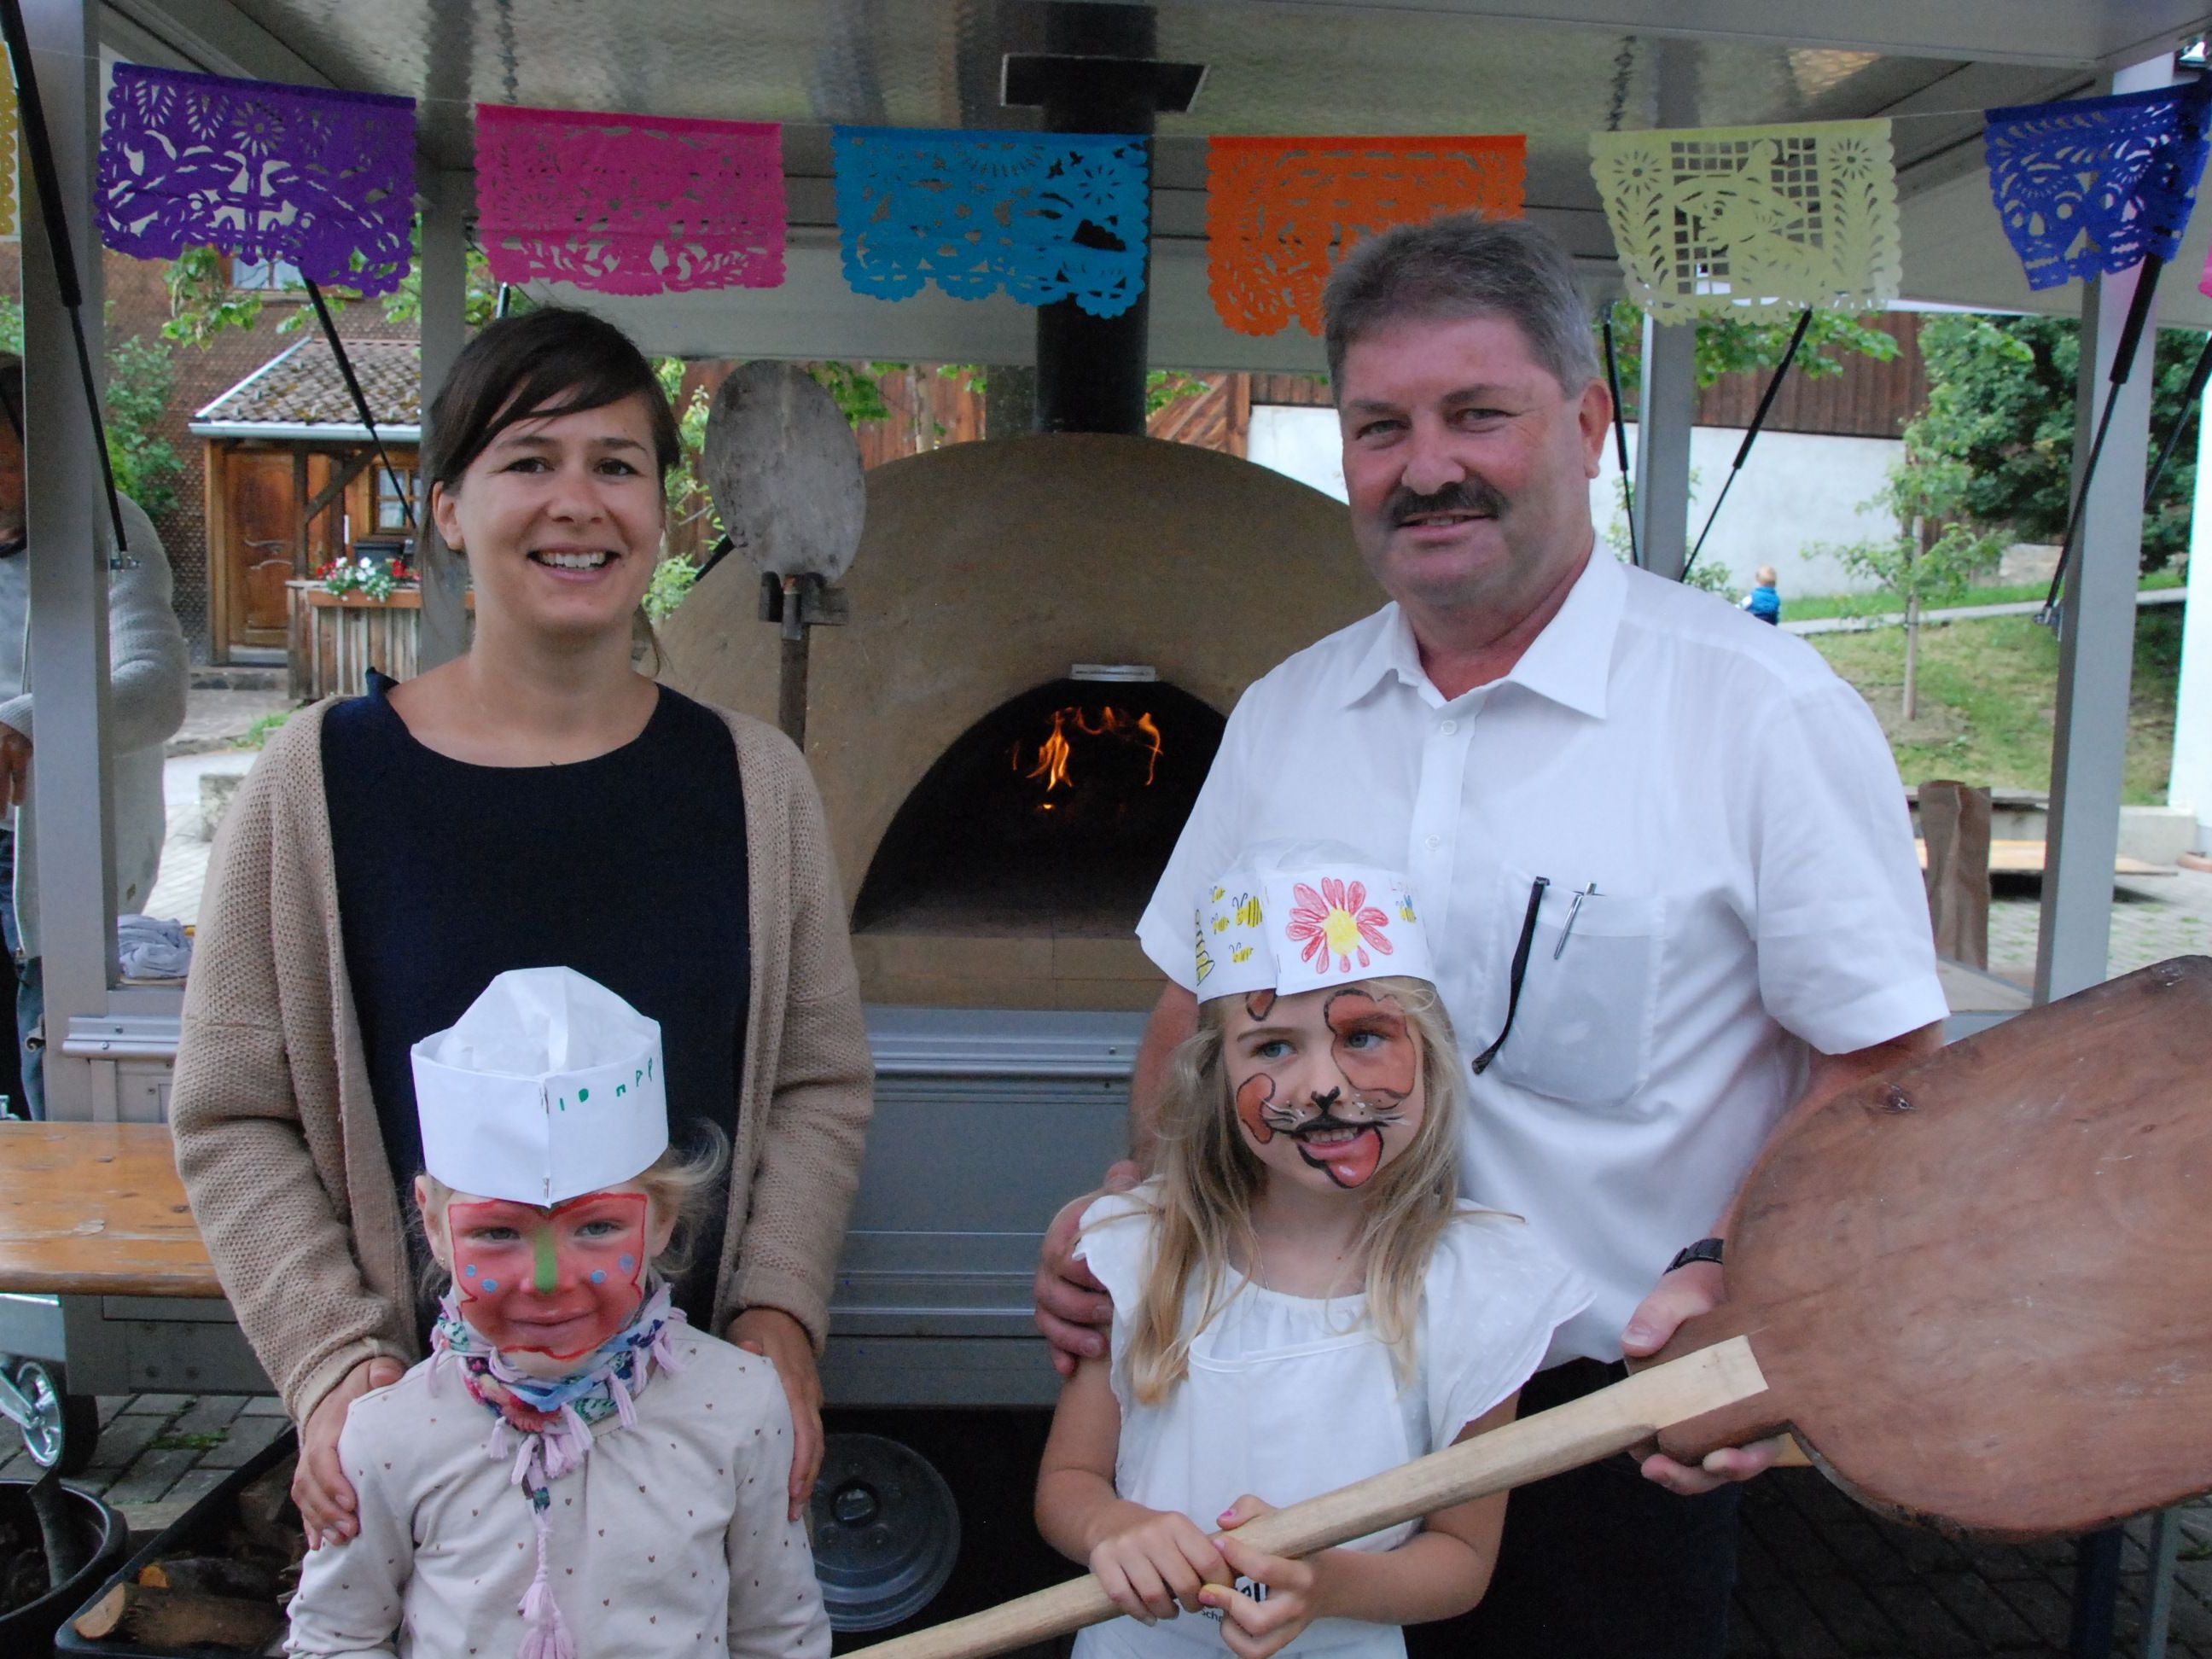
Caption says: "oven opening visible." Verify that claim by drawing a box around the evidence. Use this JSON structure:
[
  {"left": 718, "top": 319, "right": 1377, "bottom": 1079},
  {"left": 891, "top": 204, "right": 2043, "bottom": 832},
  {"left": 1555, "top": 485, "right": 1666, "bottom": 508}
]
[{"left": 853, "top": 677, "right": 1226, "bottom": 936}]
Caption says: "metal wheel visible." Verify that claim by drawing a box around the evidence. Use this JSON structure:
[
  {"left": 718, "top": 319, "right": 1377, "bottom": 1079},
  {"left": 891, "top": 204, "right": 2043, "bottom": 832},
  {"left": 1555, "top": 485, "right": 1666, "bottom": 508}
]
[
  {"left": 13, "top": 1359, "right": 98, "bottom": 1476},
  {"left": 809, "top": 1432, "right": 961, "bottom": 1631}
]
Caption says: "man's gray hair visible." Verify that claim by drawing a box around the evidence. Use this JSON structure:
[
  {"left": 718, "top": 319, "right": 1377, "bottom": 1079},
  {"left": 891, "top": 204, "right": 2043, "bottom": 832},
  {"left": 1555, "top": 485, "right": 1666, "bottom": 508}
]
[{"left": 1323, "top": 214, "right": 1602, "bottom": 398}]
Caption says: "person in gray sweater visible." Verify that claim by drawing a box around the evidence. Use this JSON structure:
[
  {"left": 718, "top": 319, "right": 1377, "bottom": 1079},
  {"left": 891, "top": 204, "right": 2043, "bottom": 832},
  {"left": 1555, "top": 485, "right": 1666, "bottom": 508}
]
[{"left": 0, "top": 354, "right": 188, "bottom": 1115}]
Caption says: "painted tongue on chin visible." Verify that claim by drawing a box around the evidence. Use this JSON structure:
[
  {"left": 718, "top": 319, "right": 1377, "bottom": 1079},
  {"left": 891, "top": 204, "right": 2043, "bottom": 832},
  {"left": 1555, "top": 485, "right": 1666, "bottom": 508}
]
[{"left": 1299, "top": 1126, "right": 1382, "bottom": 1188}]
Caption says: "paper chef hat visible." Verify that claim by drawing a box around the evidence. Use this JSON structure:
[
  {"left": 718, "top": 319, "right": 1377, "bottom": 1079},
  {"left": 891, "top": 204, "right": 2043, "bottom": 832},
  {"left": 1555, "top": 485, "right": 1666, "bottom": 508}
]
[
  {"left": 1193, "top": 841, "right": 1436, "bottom": 1003},
  {"left": 410, "top": 968, "right": 669, "bottom": 1207}
]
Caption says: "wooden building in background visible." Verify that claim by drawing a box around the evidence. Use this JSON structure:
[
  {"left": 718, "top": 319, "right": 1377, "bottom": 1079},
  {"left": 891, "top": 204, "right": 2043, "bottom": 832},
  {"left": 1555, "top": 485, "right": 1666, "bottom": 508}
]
[{"left": 190, "top": 339, "right": 421, "bottom": 664}]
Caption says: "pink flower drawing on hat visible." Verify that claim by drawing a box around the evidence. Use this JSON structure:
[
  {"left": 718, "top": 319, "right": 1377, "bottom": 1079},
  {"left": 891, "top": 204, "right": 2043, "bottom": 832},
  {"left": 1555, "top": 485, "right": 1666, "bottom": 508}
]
[{"left": 1287, "top": 877, "right": 1394, "bottom": 975}]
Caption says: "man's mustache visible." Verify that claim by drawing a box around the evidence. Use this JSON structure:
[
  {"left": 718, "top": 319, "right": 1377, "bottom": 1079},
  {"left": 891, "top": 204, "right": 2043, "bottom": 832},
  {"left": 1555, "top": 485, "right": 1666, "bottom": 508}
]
[{"left": 1386, "top": 480, "right": 1507, "bottom": 527}]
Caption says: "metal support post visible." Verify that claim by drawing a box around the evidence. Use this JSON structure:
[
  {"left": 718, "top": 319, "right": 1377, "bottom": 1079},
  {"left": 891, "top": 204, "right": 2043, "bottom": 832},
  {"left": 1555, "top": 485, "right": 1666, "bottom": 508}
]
[
  {"left": 416, "top": 169, "right": 471, "bottom": 669},
  {"left": 2142, "top": 1507, "right": 2180, "bottom": 1659},
  {"left": 20, "top": 0, "right": 111, "bottom": 1122},
  {"left": 1631, "top": 38, "right": 1697, "bottom": 582},
  {"left": 2052, "top": 67, "right": 2173, "bottom": 1656},
  {"left": 2036, "top": 78, "right": 2170, "bottom": 1004},
  {"left": 2169, "top": 373, "right": 2212, "bottom": 856}
]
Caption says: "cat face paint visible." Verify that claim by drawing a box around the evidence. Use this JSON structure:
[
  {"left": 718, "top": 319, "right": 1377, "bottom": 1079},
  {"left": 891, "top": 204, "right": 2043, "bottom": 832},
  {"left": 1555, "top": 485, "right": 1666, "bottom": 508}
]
[
  {"left": 443, "top": 1188, "right": 652, "bottom": 1366},
  {"left": 1221, "top": 984, "right": 1424, "bottom": 1192}
]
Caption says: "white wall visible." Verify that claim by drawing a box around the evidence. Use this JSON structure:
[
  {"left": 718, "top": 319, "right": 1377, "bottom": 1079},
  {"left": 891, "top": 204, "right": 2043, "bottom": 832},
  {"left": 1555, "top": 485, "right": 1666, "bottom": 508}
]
[{"left": 1245, "top": 405, "right": 1903, "bottom": 599}]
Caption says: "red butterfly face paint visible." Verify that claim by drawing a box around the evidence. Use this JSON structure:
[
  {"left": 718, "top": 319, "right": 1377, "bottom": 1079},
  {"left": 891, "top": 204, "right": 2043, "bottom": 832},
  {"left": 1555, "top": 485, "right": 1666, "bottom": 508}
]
[{"left": 445, "top": 1190, "right": 651, "bottom": 1363}]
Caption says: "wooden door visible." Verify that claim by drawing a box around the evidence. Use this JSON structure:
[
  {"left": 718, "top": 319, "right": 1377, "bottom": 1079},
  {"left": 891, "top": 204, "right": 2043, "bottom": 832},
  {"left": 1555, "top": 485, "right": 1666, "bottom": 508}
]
[{"left": 226, "top": 451, "right": 298, "bottom": 650}]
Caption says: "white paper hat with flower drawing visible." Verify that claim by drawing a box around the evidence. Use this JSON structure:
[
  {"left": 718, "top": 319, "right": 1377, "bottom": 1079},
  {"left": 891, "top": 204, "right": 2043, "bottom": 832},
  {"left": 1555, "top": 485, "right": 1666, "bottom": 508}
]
[
  {"left": 1193, "top": 840, "right": 1435, "bottom": 1002},
  {"left": 410, "top": 966, "right": 669, "bottom": 1207}
]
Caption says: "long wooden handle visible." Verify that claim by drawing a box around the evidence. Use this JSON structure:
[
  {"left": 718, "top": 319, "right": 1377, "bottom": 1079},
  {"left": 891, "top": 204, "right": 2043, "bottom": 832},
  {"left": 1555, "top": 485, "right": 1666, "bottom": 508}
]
[{"left": 847, "top": 1336, "right": 1769, "bottom": 1659}]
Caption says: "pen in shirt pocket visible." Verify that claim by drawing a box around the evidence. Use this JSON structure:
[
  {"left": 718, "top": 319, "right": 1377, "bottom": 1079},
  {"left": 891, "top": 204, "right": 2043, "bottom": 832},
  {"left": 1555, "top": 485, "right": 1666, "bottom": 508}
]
[{"left": 1553, "top": 882, "right": 1598, "bottom": 958}]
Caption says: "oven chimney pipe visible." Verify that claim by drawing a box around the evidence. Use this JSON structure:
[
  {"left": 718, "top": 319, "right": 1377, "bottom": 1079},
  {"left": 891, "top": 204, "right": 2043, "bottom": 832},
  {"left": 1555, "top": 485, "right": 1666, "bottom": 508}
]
[{"left": 1010, "top": 9, "right": 1200, "bottom": 437}]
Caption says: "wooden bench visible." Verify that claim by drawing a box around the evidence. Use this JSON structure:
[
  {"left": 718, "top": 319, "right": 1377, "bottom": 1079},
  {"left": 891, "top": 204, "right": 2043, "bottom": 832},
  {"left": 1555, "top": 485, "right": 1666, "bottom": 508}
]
[
  {"left": 1916, "top": 838, "right": 2173, "bottom": 877},
  {"left": 0, "top": 1123, "right": 219, "bottom": 1297}
]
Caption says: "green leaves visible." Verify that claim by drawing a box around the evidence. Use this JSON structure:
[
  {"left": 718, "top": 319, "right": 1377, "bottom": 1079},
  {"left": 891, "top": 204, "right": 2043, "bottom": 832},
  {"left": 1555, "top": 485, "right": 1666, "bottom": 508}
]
[
  {"left": 104, "top": 333, "right": 184, "bottom": 518},
  {"left": 1904, "top": 311, "right": 2206, "bottom": 573},
  {"left": 1601, "top": 302, "right": 1901, "bottom": 410},
  {"left": 161, "top": 223, "right": 501, "bottom": 350}
]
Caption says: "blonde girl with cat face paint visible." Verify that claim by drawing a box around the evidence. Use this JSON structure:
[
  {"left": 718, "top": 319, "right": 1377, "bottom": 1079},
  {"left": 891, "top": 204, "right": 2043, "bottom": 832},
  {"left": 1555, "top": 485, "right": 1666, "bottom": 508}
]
[{"left": 1035, "top": 845, "right": 1591, "bottom": 1659}]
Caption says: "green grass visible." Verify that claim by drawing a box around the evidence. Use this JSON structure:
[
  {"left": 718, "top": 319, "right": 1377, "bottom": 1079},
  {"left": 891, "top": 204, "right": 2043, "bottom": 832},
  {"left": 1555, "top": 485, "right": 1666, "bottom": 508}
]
[
  {"left": 233, "top": 708, "right": 294, "bottom": 750},
  {"left": 1809, "top": 604, "right": 2183, "bottom": 804},
  {"left": 1781, "top": 567, "right": 2183, "bottom": 623}
]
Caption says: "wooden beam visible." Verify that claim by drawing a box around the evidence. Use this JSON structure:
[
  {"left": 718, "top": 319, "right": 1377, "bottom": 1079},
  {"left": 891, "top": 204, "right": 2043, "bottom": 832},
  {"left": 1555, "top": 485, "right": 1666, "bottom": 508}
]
[
  {"left": 203, "top": 439, "right": 230, "bottom": 665},
  {"left": 291, "top": 445, "right": 309, "bottom": 576},
  {"left": 302, "top": 445, "right": 373, "bottom": 525}
]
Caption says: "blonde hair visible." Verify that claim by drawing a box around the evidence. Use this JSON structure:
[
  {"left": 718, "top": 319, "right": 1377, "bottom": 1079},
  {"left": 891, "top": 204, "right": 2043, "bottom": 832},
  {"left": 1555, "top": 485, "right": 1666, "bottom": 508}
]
[
  {"left": 1119, "top": 975, "right": 1466, "bottom": 1406},
  {"left": 415, "top": 1125, "right": 729, "bottom": 1299},
  {"left": 1755, "top": 565, "right": 1778, "bottom": 585}
]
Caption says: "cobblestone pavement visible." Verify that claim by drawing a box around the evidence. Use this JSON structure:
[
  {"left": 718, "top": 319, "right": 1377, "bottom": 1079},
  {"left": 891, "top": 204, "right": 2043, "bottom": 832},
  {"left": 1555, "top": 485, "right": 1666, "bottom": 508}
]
[
  {"left": 1989, "top": 866, "right": 2212, "bottom": 987},
  {"left": 1731, "top": 1469, "right": 2212, "bottom": 1657},
  {"left": 0, "top": 1393, "right": 294, "bottom": 1536},
  {"left": 5, "top": 1394, "right": 2207, "bottom": 1656}
]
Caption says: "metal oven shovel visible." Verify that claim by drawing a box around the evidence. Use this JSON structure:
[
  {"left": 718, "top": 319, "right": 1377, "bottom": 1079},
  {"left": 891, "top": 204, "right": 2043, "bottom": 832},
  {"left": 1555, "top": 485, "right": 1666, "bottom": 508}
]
[
  {"left": 844, "top": 956, "right": 2212, "bottom": 1659},
  {"left": 698, "top": 361, "right": 867, "bottom": 748}
]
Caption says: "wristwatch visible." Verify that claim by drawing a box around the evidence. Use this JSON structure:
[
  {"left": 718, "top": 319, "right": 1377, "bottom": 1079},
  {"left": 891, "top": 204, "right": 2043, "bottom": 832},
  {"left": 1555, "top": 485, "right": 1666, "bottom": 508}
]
[{"left": 1665, "top": 1237, "right": 1726, "bottom": 1274}]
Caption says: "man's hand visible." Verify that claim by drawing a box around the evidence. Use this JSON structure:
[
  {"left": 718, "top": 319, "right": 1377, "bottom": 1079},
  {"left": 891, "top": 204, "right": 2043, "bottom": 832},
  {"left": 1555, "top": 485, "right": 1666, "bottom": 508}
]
[
  {"left": 1621, "top": 1260, "right": 1784, "bottom": 1495},
  {"left": 730, "top": 1306, "right": 823, "bottom": 1522},
  {"left": 1033, "top": 1161, "right": 1141, "bottom": 1378},
  {"left": 294, "top": 1355, "right": 404, "bottom": 1549},
  {"left": 1205, "top": 1496, "right": 1323, "bottom": 1659},
  {"left": 0, "top": 723, "right": 30, "bottom": 812}
]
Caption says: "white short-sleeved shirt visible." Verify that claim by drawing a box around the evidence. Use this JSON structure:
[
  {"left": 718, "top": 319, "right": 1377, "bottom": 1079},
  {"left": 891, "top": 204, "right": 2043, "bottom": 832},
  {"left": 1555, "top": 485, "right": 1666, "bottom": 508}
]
[
  {"left": 1137, "top": 551, "right": 1945, "bottom": 1364},
  {"left": 1074, "top": 1186, "right": 1590, "bottom": 1659}
]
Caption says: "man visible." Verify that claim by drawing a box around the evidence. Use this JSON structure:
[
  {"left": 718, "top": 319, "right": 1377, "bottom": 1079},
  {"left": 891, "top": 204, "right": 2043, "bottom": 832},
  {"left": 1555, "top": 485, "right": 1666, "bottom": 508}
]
[
  {"left": 1033, "top": 216, "right": 1946, "bottom": 1654},
  {"left": 0, "top": 354, "right": 188, "bottom": 1115}
]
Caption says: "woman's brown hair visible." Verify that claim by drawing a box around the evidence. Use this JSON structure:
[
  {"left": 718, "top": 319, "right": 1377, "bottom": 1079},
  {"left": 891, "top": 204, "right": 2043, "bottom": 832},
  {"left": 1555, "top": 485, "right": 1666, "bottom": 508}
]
[{"left": 421, "top": 307, "right": 680, "bottom": 492}]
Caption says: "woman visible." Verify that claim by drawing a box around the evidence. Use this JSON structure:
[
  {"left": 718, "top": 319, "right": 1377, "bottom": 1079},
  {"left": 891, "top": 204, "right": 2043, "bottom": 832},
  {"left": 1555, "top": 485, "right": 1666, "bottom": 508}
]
[{"left": 171, "top": 308, "right": 871, "bottom": 1547}]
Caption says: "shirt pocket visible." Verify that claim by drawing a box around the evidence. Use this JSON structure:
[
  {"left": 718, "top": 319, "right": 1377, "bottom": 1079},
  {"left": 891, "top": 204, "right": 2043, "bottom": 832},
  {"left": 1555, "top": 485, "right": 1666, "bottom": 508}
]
[{"left": 1486, "top": 864, "right": 1663, "bottom": 1109}]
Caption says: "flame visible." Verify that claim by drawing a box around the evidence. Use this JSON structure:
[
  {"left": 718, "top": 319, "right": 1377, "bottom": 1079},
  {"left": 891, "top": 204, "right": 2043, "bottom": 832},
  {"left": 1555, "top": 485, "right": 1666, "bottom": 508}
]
[
  {"left": 1028, "top": 710, "right": 1077, "bottom": 792},
  {"left": 1020, "top": 705, "right": 1164, "bottom": 796}
]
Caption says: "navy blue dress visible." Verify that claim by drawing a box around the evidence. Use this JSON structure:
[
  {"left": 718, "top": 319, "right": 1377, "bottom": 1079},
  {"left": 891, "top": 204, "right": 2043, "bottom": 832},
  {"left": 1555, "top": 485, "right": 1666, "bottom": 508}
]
[{"left": 321, "top": 671, "right": 749, "bottom": 1334}]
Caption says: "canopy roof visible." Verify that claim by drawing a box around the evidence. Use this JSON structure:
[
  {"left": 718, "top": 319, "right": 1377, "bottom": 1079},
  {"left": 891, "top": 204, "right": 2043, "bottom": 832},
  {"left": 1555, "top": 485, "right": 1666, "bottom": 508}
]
[{"left": 101, "top": 0, "right": 2212, "bottom": 363}]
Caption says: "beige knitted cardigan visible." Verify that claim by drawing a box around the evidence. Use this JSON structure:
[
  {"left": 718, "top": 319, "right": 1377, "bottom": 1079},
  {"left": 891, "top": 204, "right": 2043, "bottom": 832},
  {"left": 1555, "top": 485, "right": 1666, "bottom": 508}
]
[{"left": 170, "top": 698, "right": 874, "bottom": 1423}]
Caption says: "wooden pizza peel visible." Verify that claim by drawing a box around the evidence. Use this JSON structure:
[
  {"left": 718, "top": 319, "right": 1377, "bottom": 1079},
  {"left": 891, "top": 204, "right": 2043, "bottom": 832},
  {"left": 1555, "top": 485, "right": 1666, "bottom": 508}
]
[
  {"left": 845, "top": 955, "right": 2212, "bottom": 1659},
  {"left": 696, "top": 360, "right": 866, "bottom": 748}
]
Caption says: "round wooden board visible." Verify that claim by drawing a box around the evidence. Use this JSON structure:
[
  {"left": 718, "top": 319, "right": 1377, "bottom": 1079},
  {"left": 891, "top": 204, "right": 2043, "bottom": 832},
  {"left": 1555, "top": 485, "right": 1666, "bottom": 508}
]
[
  {"left": 1656, "top": 955, "right": 2212, "bottom": 1538},
  {"left": 701, "top": 361, "right": 865, "bottom": 582}
]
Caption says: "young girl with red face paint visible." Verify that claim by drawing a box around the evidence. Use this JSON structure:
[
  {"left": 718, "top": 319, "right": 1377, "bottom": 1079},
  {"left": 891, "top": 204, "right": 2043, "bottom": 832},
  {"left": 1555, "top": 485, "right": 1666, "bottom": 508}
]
[
  {"left": 285, "top": 969, "right": 830, "bottom": 1659},
  {"left": 1035, "top": 846, "right": 1590, "bottom": 1659}
]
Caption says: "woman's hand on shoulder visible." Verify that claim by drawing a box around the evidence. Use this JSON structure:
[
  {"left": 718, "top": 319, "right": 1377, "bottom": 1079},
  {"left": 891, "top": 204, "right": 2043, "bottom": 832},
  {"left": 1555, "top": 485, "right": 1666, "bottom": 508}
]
[
  {"left": 294, "top": 1355, "right": 405, "bottom": 1549},
  {"left": 728, "top": 1306, "right": 823, "bottom": 1523},
  {"left": 1087, "top": 1502, "right": 1234, "bottom": 1625},
  {"left": 1204, "top": 1495, "right": 1325, "bottom": 1659}
]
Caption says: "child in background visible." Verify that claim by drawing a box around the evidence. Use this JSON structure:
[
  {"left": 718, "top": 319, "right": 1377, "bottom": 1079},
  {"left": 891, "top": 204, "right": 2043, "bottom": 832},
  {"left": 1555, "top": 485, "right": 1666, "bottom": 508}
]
[
  {"left": 1742, "top": 566, "right": 1782, "bottom": 625},
  {"left": 1036, "top": 845, "right": 1588, "bottom": 1659},
  {"left": 286, "top": 968, "right": 830, "bottom": 1659}
]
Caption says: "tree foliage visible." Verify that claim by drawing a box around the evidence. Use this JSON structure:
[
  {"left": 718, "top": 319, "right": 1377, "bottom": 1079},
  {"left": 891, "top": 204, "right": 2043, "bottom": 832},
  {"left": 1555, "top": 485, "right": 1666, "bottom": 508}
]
[
  {"left": 103, "top": 334, "right": 186, "bottom": 518},
  {"left": 162, "top": 225, "right": 501, "bottom": 350},
  {"left": 1601, "top": 302, "right": 1901, "bottom": 406},
  {"left": 0, "top": 297, "right": 185, "bottom": 518},
  {"left": 1902, "top": 312, "right": 2204, "bottom": 573}
]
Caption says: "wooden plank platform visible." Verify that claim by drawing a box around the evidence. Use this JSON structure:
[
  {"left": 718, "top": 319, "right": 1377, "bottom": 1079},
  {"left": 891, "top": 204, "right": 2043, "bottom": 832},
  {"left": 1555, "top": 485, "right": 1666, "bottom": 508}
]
[
  {"left": 1916, "top": 838, "right": 2172, "bottom": 876},
  {"left": 0, "top": 1123, "right": 219, "bottom": 1296}
]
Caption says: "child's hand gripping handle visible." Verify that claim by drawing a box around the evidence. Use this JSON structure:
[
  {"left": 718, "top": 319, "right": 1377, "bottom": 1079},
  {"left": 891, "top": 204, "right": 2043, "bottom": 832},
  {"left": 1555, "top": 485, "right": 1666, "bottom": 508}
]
[{"left": 842, "top": 1336, "right": 1770, "bottom": 1659}]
